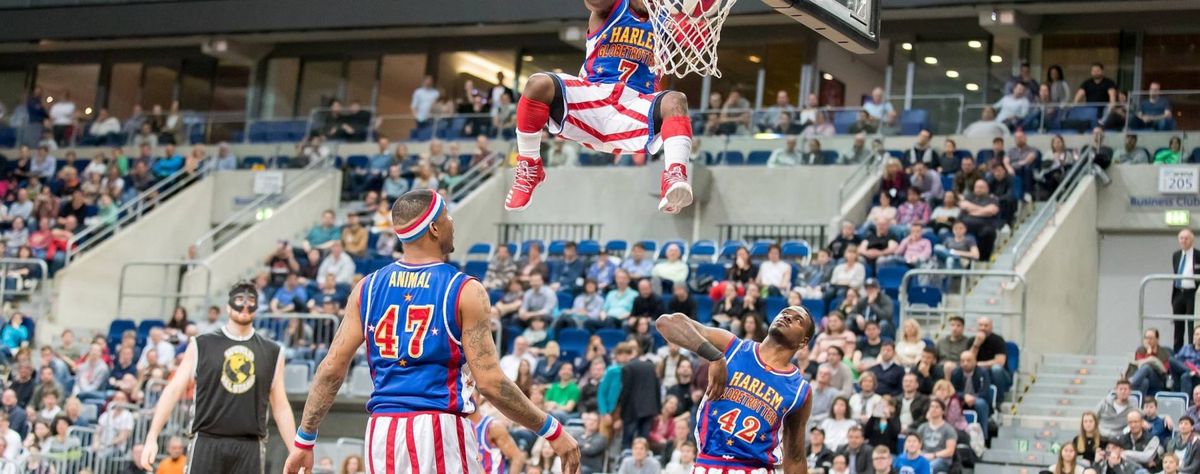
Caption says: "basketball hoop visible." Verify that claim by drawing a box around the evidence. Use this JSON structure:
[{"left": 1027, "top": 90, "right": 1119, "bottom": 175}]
[{"left": 644, "top": 0, "right": 738, "bottom": 78}]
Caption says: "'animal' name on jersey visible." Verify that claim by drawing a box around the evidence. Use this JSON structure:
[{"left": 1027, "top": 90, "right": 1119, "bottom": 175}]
[
  {"left": 728, "top": 371, "right": 785, "bottom": 410},
  {"left": 608, "top": 26, "right": 653, "bottom": 49},
  {"left": 388, "top": 271, "right": 432, "bottom": 289}
]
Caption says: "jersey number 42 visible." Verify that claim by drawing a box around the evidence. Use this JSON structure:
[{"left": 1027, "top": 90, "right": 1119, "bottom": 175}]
[
  {"left": 717, "top": 408, "right": 762, "bottom": 444},
  {"left": 374, "top": 305, "right": 433, "bottom": 359}
]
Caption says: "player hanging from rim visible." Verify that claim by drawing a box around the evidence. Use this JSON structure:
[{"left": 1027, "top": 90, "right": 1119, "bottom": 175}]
[
  {"left": 284, "top": 189, "right": 579, "bottom": 474},
  {"left": 504, "top": 0, "right": 696, "bottom": 214},
  {"left": 655, "top": 306, "right": 816, "bottom": 474}
]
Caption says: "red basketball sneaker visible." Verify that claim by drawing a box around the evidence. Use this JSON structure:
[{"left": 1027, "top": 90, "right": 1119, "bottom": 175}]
[
  {"left": 658, "top": 163, "right": 693, "bottom": 214},
  {"left": 504, "top": 155, "right": 545, "bottom": 211}
]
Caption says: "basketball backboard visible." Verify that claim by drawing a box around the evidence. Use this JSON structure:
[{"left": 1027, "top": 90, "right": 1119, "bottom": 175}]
[{"left": 760, "top": 0, "right": 880, "bottom": 54}]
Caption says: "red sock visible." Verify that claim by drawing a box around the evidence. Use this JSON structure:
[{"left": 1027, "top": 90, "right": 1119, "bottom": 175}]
[
  {"left": 660, "top": 115, "right": 693, "bottom": 139},
  {"left": 517, "top": 97, "right": 551, "bottom": 134}
]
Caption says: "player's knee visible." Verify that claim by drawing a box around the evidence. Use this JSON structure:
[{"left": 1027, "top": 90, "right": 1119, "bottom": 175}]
[
  {"left": 524, "top": 74, "right": 557, "bottom": 103},
  {"left": 660, "top": 91, "right": 689, "bottom": 116}
]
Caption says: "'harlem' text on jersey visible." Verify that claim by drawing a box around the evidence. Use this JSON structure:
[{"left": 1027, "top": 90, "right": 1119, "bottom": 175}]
[
  {"left": 360, "top": 261, "right": 476, "bottom": 415},
  {"left": 695, "top": 339, "right": 811, "bottom": 470},
  {"left": 582, "top": 0, "right": 658, "bottom": 95}
]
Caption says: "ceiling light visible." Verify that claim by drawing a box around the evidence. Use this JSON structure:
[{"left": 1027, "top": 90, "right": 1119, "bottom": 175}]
[
  {"left": 965, "top": 83, "right": 980, "bottom": 91},
  {"left": 522, "top": 55, "right": 533, "bottom": 62},
  {"left": 991, "top": 55, "right": 1003, "bottom": 63},
  {"left": 968, "top": 40, "right": 983, "bottom": 49},
  {"left": 924, "top": 57, "right": 938, "bottom": 65},
  {"left": 822, "top": 73, "right": 833, "bottom": 80},
  {"left": 901, "top": 43, "right": 912, "bottom": 51},
  {"left": 45, "top": 96, "right": 53, "bottom": 103},
  {"left": 748, "top": 55, "right": 762, "bottom": 63},
  {"left": 945, "top": 70, "right": 959, "bottom": 78},
  {"left": 84, "top": 107, "right": 93, "bottom": 115}
]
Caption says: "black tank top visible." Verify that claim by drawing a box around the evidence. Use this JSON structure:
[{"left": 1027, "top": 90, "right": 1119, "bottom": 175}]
[{"left": 191, "top": 328, "right": 280, "bottom": 439}]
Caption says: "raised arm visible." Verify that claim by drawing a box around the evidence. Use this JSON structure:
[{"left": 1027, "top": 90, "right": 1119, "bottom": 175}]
[
  {"left": 269, "top": 349, "right": 297, "bottom": 452},
  {"left": 137, "top": 340, "right": 197, "bottom": 469},
  {"left": 655, "top": 312, "right": 736, "bottom": 401},
  {"left": 284, "top": 280, "right": 366, "bottom": 474},
  {"left": 460, "top": 279, "right": 581, "bottom": 474},
  {"left": 782, "top": 395, "right": 812, "bottom": 474}
]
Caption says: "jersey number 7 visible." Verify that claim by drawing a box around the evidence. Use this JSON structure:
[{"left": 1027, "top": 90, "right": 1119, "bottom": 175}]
[
  {"left": 375, "top": 305, "right": 434, "bottom": 359},
  {"left": 617, "top": 59, "right": 638, "bottom": 82},
  {"left": 717, "top": 408, "right": 762, "bottom": 444}
]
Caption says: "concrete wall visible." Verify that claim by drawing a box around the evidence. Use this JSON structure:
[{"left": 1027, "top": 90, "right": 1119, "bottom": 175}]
[
  {"left": 55, "top": 178, "right": 217, "bottom": 329},
  {"left": 209, "top": 169, "right": 319, "bottom": 224},
  {"left": 1098, "top": 165, "right": 1200, "bottom": 232},
  {"left": 181, "top": 172, "right": 342, "bottom": 307},
  {"left": 1095, "top": 233, "right": 1179, "bottom": 353},
  {"left": 1015, "top": 176, "right": 1099, "bottom": 362}
]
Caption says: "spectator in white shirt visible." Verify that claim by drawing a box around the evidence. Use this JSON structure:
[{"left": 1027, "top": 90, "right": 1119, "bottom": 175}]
[
  {"left": 411, "top": 76, "right": 440, "bottom": 126},
  {"left": 0, "top": 412, "right": 20, "bottom": 462},
  {"left": 30, "top": 146, "right": 56, "bottom": 180},
  {"left": 962, "top": 106, "right": 1011, "bottom": 138},
  {"left": 862, "top": 87, "right": 894, "bottom": 120},
  {"left": 83, "top": 108, "right": 121, "bottom": 146},
  {"left": 7, "top": 190, "right": 31, "bottom": 222},
  {"left": 92, "top": 392, "right": 133, "bottom": 457},
  {"left": 194, "top": 306, "right": 223, "bottom": 334},
  {"left": 757, "top": 244, "right": 793, "bottom": 297},
  {"left": 663, "top": 441, "right": 696, "bottom": 474},
  {"left": 767, "top": 136, "right": 802, "bottom": 167},
  {"left": 994, "top": 83, "right": 1032, "bottom": 131},
  {"left": 318, "top": 240, "right": 356, "bottom": 285},
  {"left": 650, "top": 244, "right": 689, "bottom": 290},
  {"left": 137, "top": 327, "right": 175, "bottom": 370},
  {"left": 499, "top": 336, "right": 539, "bottom": 381},
  {"left": 48, "top": 92, "right": 76, "bottom": 146}
]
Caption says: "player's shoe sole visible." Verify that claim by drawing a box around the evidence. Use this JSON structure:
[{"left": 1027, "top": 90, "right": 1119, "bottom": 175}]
[{"left": 658, "top": 181, "right": 694, "bottom": 214}]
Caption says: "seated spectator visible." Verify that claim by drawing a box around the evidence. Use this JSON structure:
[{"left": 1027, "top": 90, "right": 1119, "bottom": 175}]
[
  {"left": 863, "top": 193, "right": 898, "bottom": 235},
  {"left": 491, "top": 279, "right": 525, "bottom": 324},
  {"left": 930, "top": 379, "right": 968, "bottom": 433},
  {"left": 1128, "top": 328, "right": 1170, "bottom": 396},
  {"left": 986, "top": 162, "right": 1016, "bottom": 225},
  {"left": 648, "top": 395, "right": 679, "bottom": 453},
  {"left": 897, "top": 187, "right": 931, "bottom": 229},
  {"left": 83, "top": 108, "right": 121, "bottom": 146},
  {"left": 951, "top": 350, "right": 992, "bottom": 435},
  {"left": 823, "top": 345, "right": 856, "bottom": 395},
  {"left": 92, "top": 392, "right": 133, "bottom": 458},
  {"left": 594, "top": 270, "right": 636, "bottom": 331},
  {"left": 810, "top": 365, "right": 843, "bottom": 425},
  {"left": 802, "top": 110, "right": 835, "bottom": 138},
  {"left": 961, "top": 106, "right": 1010, "bottom": 138},
  {"left": 820, "top": 397, "right": 857, "bottom": 451},
  {"left": 848, "top": 110, "right": 878, "bottom": 135},
  {"left": 828, "top": 221, "right": 864, "bottom": 262},
  {"left": 270, "top": 273, "right": 309, "bottom": 314},
  {"left": 994, "top": 83, "right": 1032, "bottom": 130},
  {"left": 879, "top": 110, "right": 901, "bottom": 136},
  {"left": 317, "top": 241, "right": 355, "bottom": 285},
  {"left": 836, "top": 426, "right": 872, "bottom": 474},
  {"left": 651, "top": 244, "right": 689, "bottom": 291},
  {"left": 587, "top": 251, "right": 616, "bottom": 290},
  {"left": 826, "top": 247, "right": 866, "bottom": 305},
  {"left": 851, "top": 279, "right": 894, "bottom": 336},
  {"left": 1142, "top": 398, "right": 1171, "bottom": 447},
  {"left": 663, "top": 439, "right": 696, "bottom": 474},
  {"left": 631, "top": 279, "right": 663, "bottom": 321},
  {"left": 843, "top": 133, "right": 871, "bottom": 165},
  {"left": 796, "top": 251, "right": 835, "bottom": 299},
  {"left": 851, "top": 372, "right": 886, "bottom": 424},
  {"left": 859, "top": 219, "right": 898, "bottom": 265},
  {"left": 870, "top": 445, "right": 896, "bottom": 473},
  {"left": 1073, "top": 411, "right": 1104, "bottom": 466},
  {"left": 959, "top": 180, "right": 1000, "bottom": 260},
  {"left": 894, "top": 435, "right": 932, "bottom": 474},
  {"left": 1117, "top": 134, "right": 1152, "bottom": 164},
  {"left": 1096, "top": 442, "right": 1140, "bottom": 474},
  {"left": 917, "top": 399, "right": 958, "bottom": 474},
  {"left": 864, "top": 87, "right": 894, "bottom": 120},
  {"left": 381, "top": 164, "right": 409, "bottom": 199},
  {"left": 1080, "top": 127, "right": 1114, "bottom": 170},
  {"left": 754, "top": 244, "right": 791, "bottom": 297},
  {"left": 896, "top": 373, "right": 930, "bottom": 433},
  {"left": 798, "top": 93, "right": 820, "bottom": 127},
  {"left": 535, "top": 341, "right": 567, "bottom": 385},
  {"left": 936, "top": 221, "right": 980, "bottom": 269},
  {"left": 910, "top": 162, "right": 943, "bottom": 204},
  {"left": 894, "top": 319, "right": 926, "bottom": 367},
  {"left": 516, "top": 242, "right": 549, "bottom": 288},
  {"left": 340, "top": 213, "right": 368, "bottom": 258},
  {"left": 1161, "top": 452, "right": 1185, "bottom": 474},
  {"left": 1155, "top": 136, "right": 1185, "bottom": 165},
  {"left": 814, "top": 311, "right": 858, "bottom": 360},
  {"left": 880, "top": 159, "right": 908, "bottom": 200},
  {"left": 1034, "top": 134, "right": 1079, "bottom": 200},
  {"left": 517, "top": 273, "right": 556, "bottom": 328},
  {"left": 853, "top": 320, "right": 885, "bottom": 371},
  {"left": 871, "top": 342, "right": 905, "bottom": 397},
  {"left": 1173, "top": 327, "right": 1200, "bottom": 396},
  {"left": 305, "top": 210, "right": 341, "bottom": 251},
  {"left": 937, "top": 139, "right": 962, "bottom": 175},
  {"left": 766, "top": 136, "right": 802, "bottom": 167},
  {"left": 558, "top": 279, "right": 603, "bottom": 329},
  {"left": 665, "top": 285, "right": 696, "bottom": 320},
  {"left": 550, "top": 241, "right": 586, "bottom": 293},
  {"left": 151, "top": 144, "right": 185, "bottom": 179},
  {"left": 621, "top": 243, "right": 655, "bottom": 283},
  {"left": 1120, "top": 411, "right": 1162, "bottom": 471},
  {"left": 808, "top": 427, "right": 836, "bottom": 473},
  {"left": 885, "top": 223, "right": 932, "bottom": 269},
  {"left": 1134, "top": 82, "right": 1173, "bottom": 131},
  {"left": 801, "top": 138, "right": 825, "bottom": 166},
  {"left": 619, "top": 437, "right": 662, "bottom": 474},
  {"left": 1098, "top": 380, "right": 1136, "bottom": 439},
  {"left": 902, "top": 130, "right": 937, "bottom": 169},
  {"left": 482, "top": 244, "right": 518, "bottom": 291},
  {"left": 1164, "top": 416, "right": 1199, "bottom": 472},
  {"left": 951, "top": 156, "right": 984, "bottom": 196}
]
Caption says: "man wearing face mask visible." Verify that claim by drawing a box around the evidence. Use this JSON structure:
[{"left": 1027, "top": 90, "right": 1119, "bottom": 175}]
[{"left": 138, "top": 283, "right": 297, "bottom": 473}]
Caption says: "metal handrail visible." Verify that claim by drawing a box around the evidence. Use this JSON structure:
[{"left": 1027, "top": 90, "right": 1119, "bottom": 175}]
[
  {"left": 65, "top": 161, "right": 204, "bottom": 264},
  {"left": 899, "top": 268, "right": 1028, "bottom": 345},
  {"left": 1137, "top": 274, "right": 1200, "bottom": 333},
  {"left": 116, "top": 260, "right": 212, "bottom": 319},
  {"left": 191, "top": 148, "right": 338, "bottom": 256},
  {"left": 1008, "top": 152, "right": 1094, "bottom": 264},
  {"left": 836, "top": 152, "right": 884, "bottom": 212},
  {"left": 448, "top": 144, "right": 509, "bottom": 201},
  {"left": 0, "top": 258, "right": 50, "bottom": 305}
]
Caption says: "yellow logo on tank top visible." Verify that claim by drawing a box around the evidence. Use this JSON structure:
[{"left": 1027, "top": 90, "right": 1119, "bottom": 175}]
[{"left": 221, "top": 345, "right": 256, "bottom": 394}]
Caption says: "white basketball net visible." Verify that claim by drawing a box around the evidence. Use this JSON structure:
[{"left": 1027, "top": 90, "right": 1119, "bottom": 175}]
[{"left": 644, "top": 0, "right": 738, "bottom": 78}]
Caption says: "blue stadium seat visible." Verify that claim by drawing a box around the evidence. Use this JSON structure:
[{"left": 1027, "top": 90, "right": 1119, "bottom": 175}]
[
  {"left": 603, "top": 240, "right": 627, "bottom": 257},
  {"left": 749, "top": 241, "right": 772, "bottom": 260},
  {"left": 241, "top": 156, "right": 265, "bottom": 169},
  {"left": 832, "top": 110, "right": 858, "bottom": 135},
  {"left": 693, "top": 263, "right": 726, "bottom": 285},
  {"left": 696, "top": 295, "right": 714, "bottom": 324},
  {"left": 579, "top": 240, "right": 602, "bottom": 257},
  {"left": 976, "top": 149, "right": 994, "bottom": 163},
  {"left": 557, "top": 291, "right": 575, "bottom": 313},
  {"left": 464, "top": 261, "right": 488, "bottom": 280},
  {"left": 802, "top": 298, "right": 826, "bottom": 322},
  {"left": 689, "top": 240, "right": 717, "bottom": 263},
  {"left": 520, "top": 239, "right": 544, "bottom": 256},
  {"left": 1057, "top": 106, "right": 1100, "bottom": 132},
  {"left": 764, "top": 296, "right": 787, "bottom": 321},
  {"left": 346, "top": 155, "right": 370, "bottom": 170},
  {"left": 0, "top": 127, "right": 15, "bottom": 148},
  {"left": 547, "top": 240, "right": 568, "bottom": 258},
  {"left": 908, "top": 285, "right": 943, "bottom": 307},
  {"left": 718, "top": 240, "right": 747, "bottom": 262},
  {"left": 781, "top": 241, "right": 810, "bottom": 261},
  {"left": 596, "top": 328, "right": 626, "bottom": 351},
  {"left": 466, "top": 242, "right": 492, "bottom": 261},
  {"left": 488, "top": 289, "right": 504, "bottom": 305},
  {"left": 108, "top": 319, "right": 136, "bottom": 341},
  {"left": 940, "top": 174, "right": 953, "bottom": 193},
  {"left": 746, "top": 151, "right": 771, "bottom": 165},
  {"left": 137, "top": 320, "right": 165, "bottom": 346},
  {"left": 717, "top": 151, "right": 744, "bottom": 165},
  {"left": 557, "top": 328, "right": 589, "bottom": 360},
  {"left": 887, "top": 150, "right": 904, "bottom": 160},
  {"left": 637, "top": 240, "right": 658, "bottom": 256},
  {"left": 1190, "top": 148, "right": 1200, "bottom": 164},
  {"left": 1006, "top": 341, "right": 1020, "bottom": 372},
  {"left": 900, "top": 109, "right": 930, "bottom": 135},
  {"left": 503, "top": 242, "right": 518, "bottom": 258},
  {"left": 657, "top": 239, "right": 687, "bottom": 260},
  {"left": 876, "top": 266, "right": 907, "bottom": 290},
  {"left": 820, "top": 150, "right": 840, "bottom": 165}
]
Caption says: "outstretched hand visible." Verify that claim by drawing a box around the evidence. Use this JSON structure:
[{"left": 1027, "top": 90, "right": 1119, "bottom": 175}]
[
  {"left": 550, "top": 430, "right": 581, "bottom": 474},
  {"left": 706, "top": 358, "right": 728, "bottom": 402}
]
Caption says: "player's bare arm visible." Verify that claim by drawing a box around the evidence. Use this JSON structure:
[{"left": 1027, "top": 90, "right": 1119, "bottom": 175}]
[
  {"left": 460, "top": 279, "right": 581, "bottom": 474},
  {"left": 782, "top": 394, "right": 813, "bottom": 474},
  {"left": 491, "top": 420, "right": 528, "bottom": 474},
  {"left": 284, "top": 280, "right": 366, "bottom": 474},
  {"left": 137, "top": 340, "right": 198, "bottom": 469},
  {"left": 269, "top": 349, "right": 297, "bottom": 450},
  {"left": 655, "top": 312, "right": 735, "bottom": 399}
]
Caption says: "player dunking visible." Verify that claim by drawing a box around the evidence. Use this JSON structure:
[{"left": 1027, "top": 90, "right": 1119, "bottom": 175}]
[
  {"left": 504, "top": 0, "right": 696, "bottom": 214},
  {"left": 656, "top": 306, "right": 816, "bottom": 473},
  {"left": 284, "top": 189, "right": 579, "bottom": 474}
]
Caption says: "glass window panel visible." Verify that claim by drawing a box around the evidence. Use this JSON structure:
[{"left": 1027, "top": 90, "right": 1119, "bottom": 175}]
[
  {"left": 141, "top": 64, "right": 178, "bottom": 110},
  {"left": 1041, "top": 34, "right": 1121, "bottom": 97},
  {"left": 107, "top": 63, "right": 142, "bottom": 119},
  {"left": 36, "top": 63, "right": 101, "bottom": 112},
  {"left": 906, "top": 39, "right": 988, "bottom": 134},
  {"left": 345, "top": 59, "right": 378, "bottom": 107},
  {"left": 178, "top": 57, "right": 216, "bottom": 111},
  {"left": 436, "top": 50, "right": 516, "bottom": 110},
  {"left": 376, "top": 53, "right": 427, "bottom": 140},
  {"left": 0, "top": 70, "right": 29, "bottom": 120},
  {"left": 1141, "top": 33, "right": 1200, "bottom": 130},
  {"left": 296, "top": 60, "right": 341, "bottom": 118},
  {"left": 263, "top": 58, "right": 299, "bottom": 119}
]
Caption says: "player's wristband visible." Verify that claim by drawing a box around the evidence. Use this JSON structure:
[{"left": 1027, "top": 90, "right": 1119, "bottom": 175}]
[
  {"left": 696, "top": 341, "right": 723, "bottom": 362},
  {"left": 537, "top": 416, "right": 563, "bottom": 441},
  {"left": 294, "top": 429, "right": 317, "bottom": 450}
]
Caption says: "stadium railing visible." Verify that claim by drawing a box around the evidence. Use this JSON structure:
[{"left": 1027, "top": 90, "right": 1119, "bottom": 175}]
[
  {"left": 715, "top": 223, "right": 827, "bottom": 248},
  {"left": 961, "top": 101, "right": 1124, "bottom": 136},
  {"left": 1126, "top": 90, "right": 1198, "bottom": 132},
  {"left": 0, "top": 258, "right": 50, "bottom": 303},
  {"left": 253, "top": 312, "right": 341, "bottom": 358},
  {"left": 495, "top": 223, "right": 604, "bottom": 244},
  {"left": 1007, "top": 152, "right": 1095, "bottom": 264},
  {"left": 887, "top": 93, "right": 964, "bottom": 135},
  {"left": 1138, "top": 274, "right": 1200, "bottom": 337},
  {"left": 116, "top": 259, "right": 213, "bottom": 320},
  {"left": 374, "top": 111, "right": 503, "bottom": 143}
]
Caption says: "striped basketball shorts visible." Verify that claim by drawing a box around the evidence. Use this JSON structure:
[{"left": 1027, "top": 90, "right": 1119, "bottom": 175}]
[
  {"left": 364, "top": 412, "right": 482, "bottom": 474},
  {"left": 692, "top": 466, "right": 775, "bottom": 474},
  {"left": 544, "top": 72, "right": 666, "bottom": 156}
]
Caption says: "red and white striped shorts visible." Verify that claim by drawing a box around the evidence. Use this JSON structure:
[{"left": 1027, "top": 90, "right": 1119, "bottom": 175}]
[
  {"left": 692, "top": 467, "right": 774, "bottom": 474},
  {"left": 364, "top": 412, "right": 482, "bottom": 474},
  {"left": 544, "top": 73, "right": 665, "bottom": 156}
]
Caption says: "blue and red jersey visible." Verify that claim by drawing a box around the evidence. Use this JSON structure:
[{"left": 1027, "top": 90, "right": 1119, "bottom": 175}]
[
  {"left": 695, "top": 339, "right": 811, "bottom": 470},
  {"left": 582, "top": 0, "right": 659, "bottom": 94},
  {"left": 473, "top": 415, "right": 505, "bottom": 474},
  {"left": 360, "top": 261, "right": 476, "bottom": 415}
]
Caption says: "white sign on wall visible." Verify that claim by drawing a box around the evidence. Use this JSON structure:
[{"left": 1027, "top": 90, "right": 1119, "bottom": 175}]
[
  {"left": 1158, "top": 167, "right": 1200, "bottom": 195},
  {"left": 253, "top": 172, "right": 284, "bottom": 195}
]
